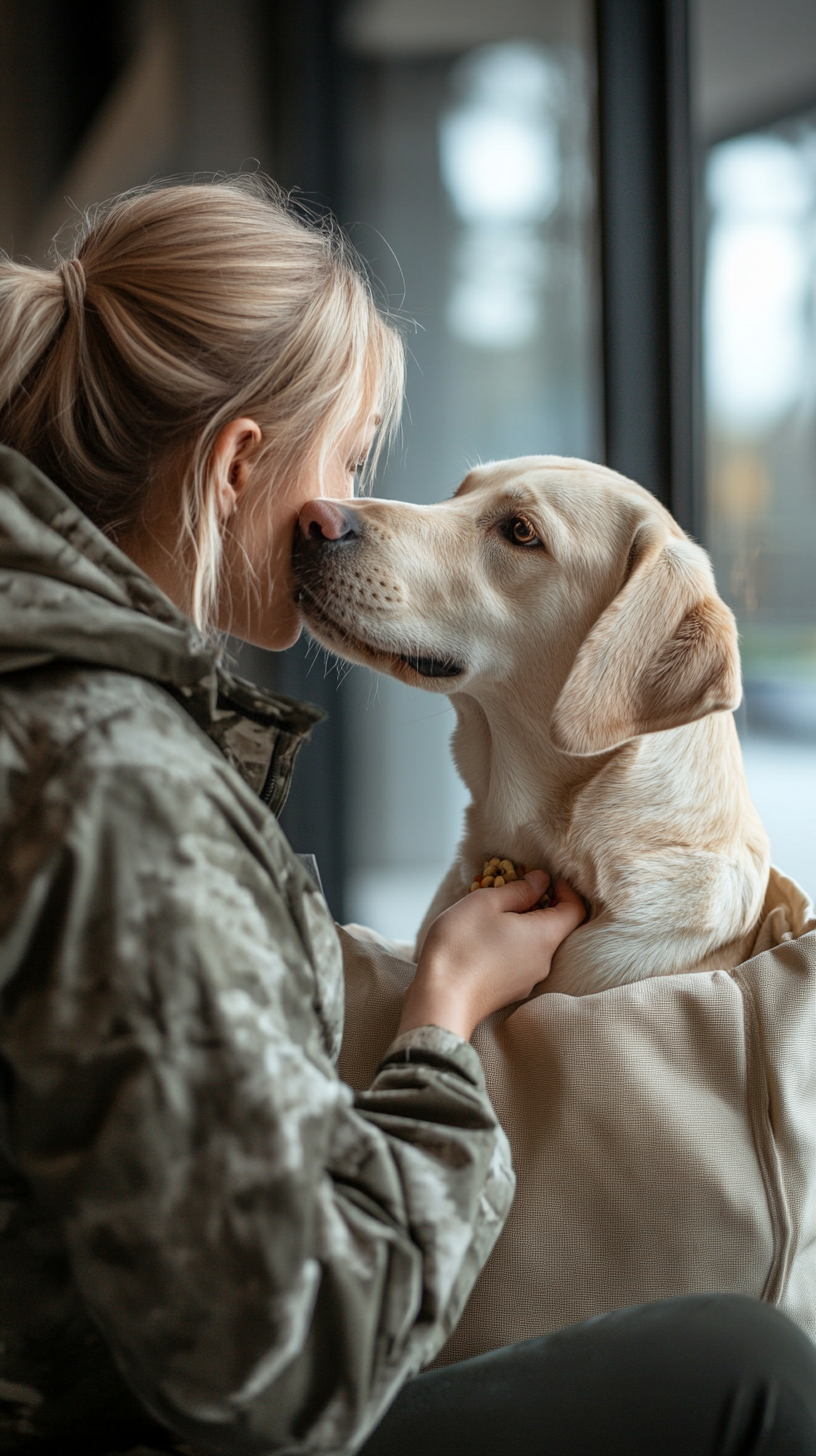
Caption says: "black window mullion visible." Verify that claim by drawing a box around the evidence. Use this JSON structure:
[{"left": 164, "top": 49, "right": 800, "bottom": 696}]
[{"left": 595, "top": 0, "right": 701, "bottom": 535}]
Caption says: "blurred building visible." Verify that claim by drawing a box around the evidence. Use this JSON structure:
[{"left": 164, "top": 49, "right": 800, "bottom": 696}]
[
  {"left": 697, "top": 1, "right": 816, "bottom": 897},
  {"left": 1, "top": 0, "right": 815, "bottom": 925}
]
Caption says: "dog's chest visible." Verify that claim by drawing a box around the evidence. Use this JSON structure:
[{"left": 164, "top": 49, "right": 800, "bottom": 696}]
[{"left": 465, "top": 801, "right": 595, "bottom": 897}]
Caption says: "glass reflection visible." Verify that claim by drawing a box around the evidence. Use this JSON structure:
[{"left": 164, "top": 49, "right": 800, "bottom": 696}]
[
  {"left": 440, "top": 43, "right": 560, "bottom": 349},
  {"left": 704, "top": 117, "right": 816, "bottom": 894}
]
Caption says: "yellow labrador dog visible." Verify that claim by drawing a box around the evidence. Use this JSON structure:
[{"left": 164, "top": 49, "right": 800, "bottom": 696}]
[{"left": 294, "top": 456, "right": 770, "bottom": 993}]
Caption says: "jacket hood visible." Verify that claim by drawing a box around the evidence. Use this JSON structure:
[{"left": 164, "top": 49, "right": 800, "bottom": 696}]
[{"left": 0, "top": 446, "right": 323, "bottom": 792}]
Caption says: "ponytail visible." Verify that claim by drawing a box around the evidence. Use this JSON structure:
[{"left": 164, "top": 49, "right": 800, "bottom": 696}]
[{"left": 0, "top": 260, "right": 69, "bottom": 411}]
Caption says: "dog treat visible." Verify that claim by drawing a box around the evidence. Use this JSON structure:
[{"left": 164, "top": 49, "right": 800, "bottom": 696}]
[{"left": 469, "top": 856, "right": 553, "bottom": 907}]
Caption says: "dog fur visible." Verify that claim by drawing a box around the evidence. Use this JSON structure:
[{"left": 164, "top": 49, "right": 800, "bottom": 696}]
[{"left": 294, "top": 456, "right": 770, "bottom": 994}]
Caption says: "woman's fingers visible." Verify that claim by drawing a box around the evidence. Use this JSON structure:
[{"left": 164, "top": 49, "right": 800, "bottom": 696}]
[
  {"left": 486, "top": 870, "right": 584, "bottom": 935},
  {"left": 489, "top": 873, "right": 585, "bottom": 955},
  {"left": 487, "top": 868, "right": 550, "bottom": 911},
  {"left": 487, "top": 871, "right": 586, "bottom": 958},
  {"left": 541, "top": 876, "right": 587, "bottom": 935}
]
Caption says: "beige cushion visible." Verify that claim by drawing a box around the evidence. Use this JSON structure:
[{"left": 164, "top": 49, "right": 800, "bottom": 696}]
[{"left": 338, "top": 868, "right": 816, "bottom": 1363}]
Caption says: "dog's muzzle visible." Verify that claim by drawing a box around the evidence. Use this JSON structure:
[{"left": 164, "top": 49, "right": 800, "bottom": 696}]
[{"left": 292, "top": 501, "right": 465, "bottom": 681}]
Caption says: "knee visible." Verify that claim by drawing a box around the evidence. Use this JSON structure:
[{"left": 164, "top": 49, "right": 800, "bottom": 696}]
[
  {"left": 670, "top": 1295, "right": 814, "bottom": 1367},
  {"left": 626, "top": 1295, "right": 816, "bottom": 1410}
]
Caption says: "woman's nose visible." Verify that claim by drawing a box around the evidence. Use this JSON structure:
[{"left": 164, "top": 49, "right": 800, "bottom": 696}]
[{"left": 298, "top": 499, "right": 361, "bottom": 542}]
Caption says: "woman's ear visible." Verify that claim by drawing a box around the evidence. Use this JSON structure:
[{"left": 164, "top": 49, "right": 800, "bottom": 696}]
[
  {"left": 212, "top": 418, "right": 262, "bottom": 522},
  {"left": 550, "top": 527, "right": 742, "bottom": 757}
]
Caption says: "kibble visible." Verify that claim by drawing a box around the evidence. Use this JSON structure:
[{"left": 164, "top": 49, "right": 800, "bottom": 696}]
[{"left": 468, "top": 856, "right": 552, "bottom": 907}]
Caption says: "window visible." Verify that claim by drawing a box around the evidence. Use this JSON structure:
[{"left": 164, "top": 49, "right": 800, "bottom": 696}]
[
  {"left": 337, "top": 0, "right": 601, "bottom": 938},
  {"left": 703, "top": 115, "right": 816, "bottom": 892}
]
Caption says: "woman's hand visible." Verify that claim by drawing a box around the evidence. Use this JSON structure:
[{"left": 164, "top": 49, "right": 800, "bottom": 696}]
[{"left": 398, "top": 871, "right": 586, "bottom": 1041}]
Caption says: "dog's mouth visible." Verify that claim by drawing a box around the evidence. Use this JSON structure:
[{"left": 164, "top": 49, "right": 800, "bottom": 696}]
[
  {"left": 297, "top": 588, "right": 465, "bottom": 681},
  {"left": 397, "top": 652, "right": 464, "bottom": 679}
]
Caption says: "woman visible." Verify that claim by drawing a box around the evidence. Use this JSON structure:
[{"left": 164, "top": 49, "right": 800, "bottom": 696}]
[{"left": 0, "top": 178, "right": 814, "bottom": 1456}]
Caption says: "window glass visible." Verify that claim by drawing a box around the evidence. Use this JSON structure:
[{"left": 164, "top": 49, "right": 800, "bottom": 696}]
[
  {"left": 703, "top": 115, "right": 816, "bottom": 893},
  {"left": 338, "top": 0, "right": 601, "bottom": 938}
]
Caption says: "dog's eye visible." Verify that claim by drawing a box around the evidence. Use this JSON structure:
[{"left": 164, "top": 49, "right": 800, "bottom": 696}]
[{"left": 502, "top": 515, "right": 542, "bottom": 548}]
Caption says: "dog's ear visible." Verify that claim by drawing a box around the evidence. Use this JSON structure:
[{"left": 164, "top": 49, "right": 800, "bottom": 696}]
[{"left": 550, "top": 526, "right": 741, "bottom": 756}]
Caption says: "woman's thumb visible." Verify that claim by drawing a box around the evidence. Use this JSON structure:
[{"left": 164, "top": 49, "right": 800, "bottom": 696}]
[{"left": 495, "top": 869, "right": 550, "bottom": 912}]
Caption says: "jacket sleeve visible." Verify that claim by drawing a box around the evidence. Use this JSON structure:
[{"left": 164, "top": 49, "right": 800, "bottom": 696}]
[{"left": 0, "top": 755, "right": 514, "bottom": 1455}]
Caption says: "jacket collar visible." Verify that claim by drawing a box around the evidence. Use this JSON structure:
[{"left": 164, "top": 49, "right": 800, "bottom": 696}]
[{"left": 193, "top": 669, "right": 323, "bottom": 816}]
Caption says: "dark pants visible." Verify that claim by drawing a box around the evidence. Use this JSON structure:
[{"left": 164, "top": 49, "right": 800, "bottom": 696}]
[{"left": 361, "top": 1296, "right": 816, "bottom": 1456}]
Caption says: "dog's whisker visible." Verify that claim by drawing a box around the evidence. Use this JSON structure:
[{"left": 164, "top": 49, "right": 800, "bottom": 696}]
[{"left": 407, "top": 704, "right": 456, "bottom": 722}]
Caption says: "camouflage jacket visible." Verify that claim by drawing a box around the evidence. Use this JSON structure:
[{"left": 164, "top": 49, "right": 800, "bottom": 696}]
[{"left": 0, "top": 447, "right": 514, "bottom": 1456}]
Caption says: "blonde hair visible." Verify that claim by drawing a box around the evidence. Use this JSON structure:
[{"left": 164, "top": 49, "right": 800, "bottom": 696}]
[{"left": 0, "top": 177, "right": 404, "bottom": 630}]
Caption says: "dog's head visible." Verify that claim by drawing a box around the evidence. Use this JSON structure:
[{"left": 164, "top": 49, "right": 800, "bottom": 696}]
[{"left": 293, "top": 456, "right": 741, "bottom": 754}]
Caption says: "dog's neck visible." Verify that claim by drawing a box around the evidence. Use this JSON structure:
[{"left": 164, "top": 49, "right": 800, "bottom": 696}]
[
  {"left": 447, "top": 688, "right": 765, "bottom": 930},
  {"left": 448, "top": 687, "right": 614, "bottom": 871}
]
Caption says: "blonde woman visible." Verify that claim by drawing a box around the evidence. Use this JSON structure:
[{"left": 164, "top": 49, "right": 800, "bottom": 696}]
[{"left": 0, "top": 179, "right": 814, "bottom": 1456}]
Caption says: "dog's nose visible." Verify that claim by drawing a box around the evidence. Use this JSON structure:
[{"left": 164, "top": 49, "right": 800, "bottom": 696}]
[{"left": 298, "top": 499, "right": 360, "bottom": 543}]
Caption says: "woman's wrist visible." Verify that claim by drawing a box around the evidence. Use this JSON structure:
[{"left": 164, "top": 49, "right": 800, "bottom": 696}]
[{"left": 397, "top": 962, "right": 475, "bottom": 1042}]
